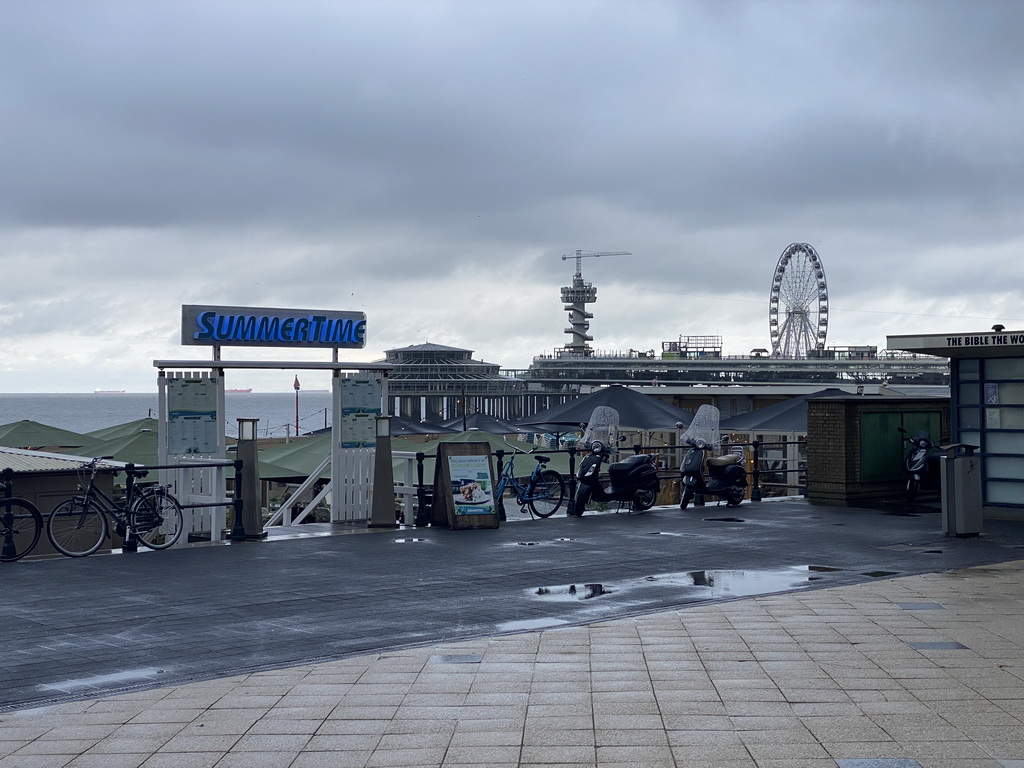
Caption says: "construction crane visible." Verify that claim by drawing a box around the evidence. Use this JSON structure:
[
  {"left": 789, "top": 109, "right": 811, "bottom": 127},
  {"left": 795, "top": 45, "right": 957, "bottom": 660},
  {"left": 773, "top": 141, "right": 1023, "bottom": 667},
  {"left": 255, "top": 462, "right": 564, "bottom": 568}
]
[{"left": 561, "top": 250, "right": 632, "bottom": 279}]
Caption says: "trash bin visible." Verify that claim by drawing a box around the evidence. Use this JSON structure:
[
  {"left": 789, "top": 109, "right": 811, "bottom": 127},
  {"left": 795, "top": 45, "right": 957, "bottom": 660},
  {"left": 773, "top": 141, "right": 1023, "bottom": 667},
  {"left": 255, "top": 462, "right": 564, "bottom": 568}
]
[{"left": 940, "top": 443, "right": 982, "bottom": 537}]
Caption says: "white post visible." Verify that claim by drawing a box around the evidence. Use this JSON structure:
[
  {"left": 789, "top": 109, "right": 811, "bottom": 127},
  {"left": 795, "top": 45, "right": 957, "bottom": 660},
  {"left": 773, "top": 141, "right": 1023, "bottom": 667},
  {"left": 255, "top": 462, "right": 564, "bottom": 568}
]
[{"left": 331, "top": 369, "right": 343, "bottom": 521}]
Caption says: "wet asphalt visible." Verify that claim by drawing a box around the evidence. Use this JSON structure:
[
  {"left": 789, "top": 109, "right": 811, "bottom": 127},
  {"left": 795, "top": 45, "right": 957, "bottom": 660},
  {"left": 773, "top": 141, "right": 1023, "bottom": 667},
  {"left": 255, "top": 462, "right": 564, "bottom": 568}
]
[{"left": 3, "top": 496, "right": 1024, "bottom": 713}]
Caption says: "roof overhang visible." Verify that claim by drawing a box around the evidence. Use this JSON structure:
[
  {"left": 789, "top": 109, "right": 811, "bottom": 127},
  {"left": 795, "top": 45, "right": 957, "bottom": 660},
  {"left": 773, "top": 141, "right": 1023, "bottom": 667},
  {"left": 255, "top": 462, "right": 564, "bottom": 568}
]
[
  {"left": 887, "top": 330, "right": 1024, "bottom": 359},
  {"left": 154, "top": 360, "right": 393, "bottom": 371}
]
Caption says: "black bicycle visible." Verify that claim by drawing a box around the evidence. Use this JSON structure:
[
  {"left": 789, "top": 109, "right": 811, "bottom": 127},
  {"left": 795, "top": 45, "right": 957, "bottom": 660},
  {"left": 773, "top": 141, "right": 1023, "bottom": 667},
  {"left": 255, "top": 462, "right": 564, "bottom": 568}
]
[
  {"left": 46, "top": 458, "right": 184, "bottom": 557},
  {"left": 1, "top": 479, "right": 43, "bottom": 563}
]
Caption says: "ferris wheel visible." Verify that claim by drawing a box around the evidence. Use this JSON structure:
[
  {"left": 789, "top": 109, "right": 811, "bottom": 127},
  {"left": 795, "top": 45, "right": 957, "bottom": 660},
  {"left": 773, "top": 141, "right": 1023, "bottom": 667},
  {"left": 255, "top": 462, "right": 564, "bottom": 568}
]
[{"left": 769, "top": 243, "right": 828, "bottom": 359}]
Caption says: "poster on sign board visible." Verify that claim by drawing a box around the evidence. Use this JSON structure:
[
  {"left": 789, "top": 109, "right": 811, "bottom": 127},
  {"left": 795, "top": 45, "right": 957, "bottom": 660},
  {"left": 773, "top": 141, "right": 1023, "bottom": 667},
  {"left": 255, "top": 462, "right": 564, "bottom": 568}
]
[
  {"left": 431, "top": 442, "right": 499, "bottom": 529},
  {"left": 167, "top": 377, "right": 218, "bottom": 454}
]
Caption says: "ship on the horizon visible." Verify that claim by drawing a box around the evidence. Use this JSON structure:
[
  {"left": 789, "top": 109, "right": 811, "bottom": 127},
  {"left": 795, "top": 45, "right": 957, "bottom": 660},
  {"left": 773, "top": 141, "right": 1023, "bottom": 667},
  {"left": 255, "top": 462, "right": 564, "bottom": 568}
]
[
  {"left": 226, "top": 388, "right": 253, "bottom": 394},
  {"left": 93, "top": 389, "right": 126, "bottom": 394}
]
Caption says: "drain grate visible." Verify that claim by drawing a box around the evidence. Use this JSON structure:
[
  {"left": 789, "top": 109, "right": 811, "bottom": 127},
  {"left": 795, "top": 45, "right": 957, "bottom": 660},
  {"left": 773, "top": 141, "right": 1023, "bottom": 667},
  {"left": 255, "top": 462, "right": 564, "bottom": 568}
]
[
  {"left": 863, "top": 570, "right": 899, "bottom": 578},
  {"left": 897, "top": 603, "right": 945, "bottom": 611},
  {"left": 907, "top": 641, "right": 967, "bottom": 650}
]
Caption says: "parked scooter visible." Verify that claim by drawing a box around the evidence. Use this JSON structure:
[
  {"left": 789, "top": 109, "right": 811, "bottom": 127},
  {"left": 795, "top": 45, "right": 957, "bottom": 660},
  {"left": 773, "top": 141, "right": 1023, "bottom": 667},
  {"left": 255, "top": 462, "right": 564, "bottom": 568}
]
[
  {"left": 676, "top": 405, "right": 746, "bottom": 509},
  {"left": 897, "top": 426, "right": 941, "bottom": 502},
  {"left": 572, "top": 440, "right": 660, "bottom": 514},
  {"left": 570, "top": 406, "right": 660, "bottom": 515}
]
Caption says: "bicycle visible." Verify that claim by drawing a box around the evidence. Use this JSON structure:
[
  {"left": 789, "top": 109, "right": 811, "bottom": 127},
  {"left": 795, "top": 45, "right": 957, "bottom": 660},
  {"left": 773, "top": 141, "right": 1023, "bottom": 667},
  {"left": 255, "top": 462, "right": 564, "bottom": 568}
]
[
  {"left": 493, "top": 439, "right": 566, "bottom": 518},
  {"left": 46, "top": 458, "right": 184, "bottom": 557},
  {"left": 1, "top": 475, "right": 43, "bottom": 563}
]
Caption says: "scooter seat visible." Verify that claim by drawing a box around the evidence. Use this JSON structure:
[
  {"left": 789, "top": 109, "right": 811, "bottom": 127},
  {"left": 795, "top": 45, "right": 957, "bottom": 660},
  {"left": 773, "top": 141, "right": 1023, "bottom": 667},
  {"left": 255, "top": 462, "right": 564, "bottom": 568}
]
[
  {"left": 612, "top": 454, "right": 651, "bottom": 469},
  {"left": 708, "top": 453, "right": 742, "bottom": 467},
  {"left": 609, "top": 454, "right": 657, "bottom": 486}
]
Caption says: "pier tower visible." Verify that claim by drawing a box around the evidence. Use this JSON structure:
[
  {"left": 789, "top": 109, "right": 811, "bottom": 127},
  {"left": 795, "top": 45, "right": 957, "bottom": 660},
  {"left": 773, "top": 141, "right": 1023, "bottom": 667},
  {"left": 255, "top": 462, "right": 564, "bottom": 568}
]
[{"left": 559, "top": 250, "right": 630, "bottom": 355}]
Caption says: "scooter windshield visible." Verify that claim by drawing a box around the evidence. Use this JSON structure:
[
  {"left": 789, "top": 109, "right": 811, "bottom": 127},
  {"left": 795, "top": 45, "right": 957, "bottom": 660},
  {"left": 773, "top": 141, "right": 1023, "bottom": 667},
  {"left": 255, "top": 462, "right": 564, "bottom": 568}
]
[
  {"left": 582, "top": 406, "right": 620, "bottom": 451},
  {"left": 682, "top": 404, "right": 721, "bottom": 448}
]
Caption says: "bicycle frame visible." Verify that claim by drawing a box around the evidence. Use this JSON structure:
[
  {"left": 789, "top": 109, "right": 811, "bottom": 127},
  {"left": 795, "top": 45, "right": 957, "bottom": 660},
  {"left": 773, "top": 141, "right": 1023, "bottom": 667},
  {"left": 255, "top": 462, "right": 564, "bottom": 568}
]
[
  {"left": 72, "top": 461, "right": 148, "bottom": 537},
  {"left": 495, "top": 453, "right": 545, "bottom": 505},
  {"left": 494, "top": 446, "right": 559, "bottom": 518}
]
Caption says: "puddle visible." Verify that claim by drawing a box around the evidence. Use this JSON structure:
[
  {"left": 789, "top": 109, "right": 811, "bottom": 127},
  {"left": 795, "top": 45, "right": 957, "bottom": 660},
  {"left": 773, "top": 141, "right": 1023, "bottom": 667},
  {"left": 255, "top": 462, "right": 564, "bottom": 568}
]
[
  {"left": 637, "top": 566, "right": 837, "bottom": 598},
  {"left": 535, "top": 583, "right": 613, "bottom": 600},
  {"left": 703, "top": 517, "right": 745, "bottom": 523},
  {"left": 531, "top": 566, "right": 843, "bottom": 603},
  {"left": 38, "top": 667, "right": 166, "bottom": 693},
  {"left": 496, "top": 617, "right": 571, "bottom": 632}
]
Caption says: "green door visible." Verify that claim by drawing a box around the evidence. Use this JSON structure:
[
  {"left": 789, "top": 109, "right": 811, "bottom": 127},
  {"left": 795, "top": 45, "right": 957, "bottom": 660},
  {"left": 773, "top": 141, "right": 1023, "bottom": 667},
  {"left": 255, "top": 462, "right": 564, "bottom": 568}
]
[{"left": 860, "top": 411, "right": 942, "bottom": 482}]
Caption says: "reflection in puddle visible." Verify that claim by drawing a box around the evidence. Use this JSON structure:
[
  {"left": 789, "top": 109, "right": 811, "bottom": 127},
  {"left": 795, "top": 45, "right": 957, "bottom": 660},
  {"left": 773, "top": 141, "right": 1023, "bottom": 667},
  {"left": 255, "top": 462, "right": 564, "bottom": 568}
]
[
  {"left": 535, "top": 583, "right": 612, "bottom": 600},
  {"left": 531, "top": 566, "right": 842, "bottom": 603},
  {"left": 496, "top": 617, "right": 571, "bottom": 632},
  {"left": 644, "top": 566, "right": 836, "bottom": 597}
]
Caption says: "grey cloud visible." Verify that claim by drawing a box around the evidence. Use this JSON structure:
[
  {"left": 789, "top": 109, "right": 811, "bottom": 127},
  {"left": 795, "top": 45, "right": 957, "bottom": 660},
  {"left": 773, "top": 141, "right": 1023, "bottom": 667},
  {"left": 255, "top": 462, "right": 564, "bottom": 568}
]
[{"left": 2, "top": 0, "right": 1024, "bottom": 391}]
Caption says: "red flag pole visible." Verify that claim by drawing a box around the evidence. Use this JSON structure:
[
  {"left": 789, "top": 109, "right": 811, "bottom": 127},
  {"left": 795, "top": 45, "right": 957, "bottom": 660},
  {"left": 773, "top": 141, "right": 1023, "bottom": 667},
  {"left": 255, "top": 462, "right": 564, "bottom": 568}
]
[{"left": 293, "top": 375, "right": 301, "bottom": 435}]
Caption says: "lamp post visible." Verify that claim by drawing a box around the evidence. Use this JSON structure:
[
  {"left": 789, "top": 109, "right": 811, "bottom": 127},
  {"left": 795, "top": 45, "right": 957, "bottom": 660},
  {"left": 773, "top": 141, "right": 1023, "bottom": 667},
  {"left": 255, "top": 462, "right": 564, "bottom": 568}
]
[{"left": 368, "top": 415, "right": 397, "bottom": 528}]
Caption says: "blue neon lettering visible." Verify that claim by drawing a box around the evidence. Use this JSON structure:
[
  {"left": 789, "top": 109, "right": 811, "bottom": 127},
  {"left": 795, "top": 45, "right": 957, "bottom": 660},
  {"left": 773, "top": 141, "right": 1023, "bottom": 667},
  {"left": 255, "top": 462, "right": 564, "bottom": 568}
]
[
  {"left": 235, "top": 315, "right": 257, "bottom": 340},
  {"left": 191, "top": 311, "right": 364, "bottom": 345},
  {"left": 194, "top": 311, "right": 216, "bottom": 340},
  {"left": 215, "top": 315, "right": 235, "bottom": 339},
  {"left": 256, "top": 316, "right": 280, "bottom": 340}
]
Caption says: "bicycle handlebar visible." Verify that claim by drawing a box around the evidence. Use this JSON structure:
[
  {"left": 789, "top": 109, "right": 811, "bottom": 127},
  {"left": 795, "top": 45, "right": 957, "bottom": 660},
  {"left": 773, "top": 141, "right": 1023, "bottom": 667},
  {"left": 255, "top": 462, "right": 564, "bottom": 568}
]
[
  {"left": 80, "top": 457, "right": 149, "bottom": 478},
  {"left": 501, "top": 436, "right": 552, "bottom": 457}
]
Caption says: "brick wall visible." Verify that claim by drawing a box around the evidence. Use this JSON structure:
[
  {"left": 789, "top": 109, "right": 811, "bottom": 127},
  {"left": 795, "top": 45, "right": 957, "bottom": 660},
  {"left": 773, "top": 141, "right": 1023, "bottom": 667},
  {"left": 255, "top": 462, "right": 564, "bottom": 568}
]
[{"left": 806, "top": 396, "right": 950, "bottom": 506}]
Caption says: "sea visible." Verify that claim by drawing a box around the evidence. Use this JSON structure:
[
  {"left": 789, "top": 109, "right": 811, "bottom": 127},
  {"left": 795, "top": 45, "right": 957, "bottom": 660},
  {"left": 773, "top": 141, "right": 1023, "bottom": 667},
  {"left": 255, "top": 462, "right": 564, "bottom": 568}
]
[{"left": 0, "top": 392, "right": 337, "bottom": 439}]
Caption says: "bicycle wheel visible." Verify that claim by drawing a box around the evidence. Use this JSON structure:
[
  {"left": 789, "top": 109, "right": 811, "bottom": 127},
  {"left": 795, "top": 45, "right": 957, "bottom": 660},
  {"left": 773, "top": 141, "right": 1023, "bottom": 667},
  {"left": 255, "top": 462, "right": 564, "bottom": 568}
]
[
  {"left": 47, "top": 497, "right": 107, "bottom": 557},
  {"left": 1, "top": 498, "right": 43, "bottom": 562},
  {"left": 131, "top": 489, "right": 184, "bottom": 550},
  {"left": 528, "top": 470, "right": 565, "bottom": 518}
]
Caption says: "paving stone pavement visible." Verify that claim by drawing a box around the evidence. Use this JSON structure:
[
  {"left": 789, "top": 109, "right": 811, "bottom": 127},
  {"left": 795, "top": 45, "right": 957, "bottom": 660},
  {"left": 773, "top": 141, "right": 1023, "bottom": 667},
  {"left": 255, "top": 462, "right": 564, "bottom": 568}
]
[{"left": 2, "top": 556, "right": 1023, "bottom": 767}]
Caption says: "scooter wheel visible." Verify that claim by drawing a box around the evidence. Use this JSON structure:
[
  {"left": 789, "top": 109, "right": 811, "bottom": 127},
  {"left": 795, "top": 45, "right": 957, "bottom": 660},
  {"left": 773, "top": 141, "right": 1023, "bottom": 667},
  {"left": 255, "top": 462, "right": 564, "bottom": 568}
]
[
  {"left": 632, "top": 489, "right": 656, "bottom": 512},
  {"left": 726, "top": 489, "right": 743, "bottom": 507},
  {"left": 679, "top": 487, "right": 693, "bottom": 510},
  {"left": 906, "top": 477, "right": 920, "bottom": 503},
  {"left": 571, "top": 487, "right": 591, "bottom": 516}
]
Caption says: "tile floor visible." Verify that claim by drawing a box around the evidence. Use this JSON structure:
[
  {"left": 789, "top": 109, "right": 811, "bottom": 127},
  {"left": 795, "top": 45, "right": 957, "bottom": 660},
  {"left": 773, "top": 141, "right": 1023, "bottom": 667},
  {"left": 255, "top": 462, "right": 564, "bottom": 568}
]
[{"left": 2, "top": 561, "right": 1023, "bottom": 767}]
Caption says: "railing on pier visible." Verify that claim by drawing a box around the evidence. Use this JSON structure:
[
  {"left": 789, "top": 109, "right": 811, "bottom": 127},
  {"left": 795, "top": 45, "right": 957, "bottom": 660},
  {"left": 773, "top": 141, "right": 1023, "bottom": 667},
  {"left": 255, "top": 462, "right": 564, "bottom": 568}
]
[{"left": 396, "top": 436, "right": 806, "bottom": 523}]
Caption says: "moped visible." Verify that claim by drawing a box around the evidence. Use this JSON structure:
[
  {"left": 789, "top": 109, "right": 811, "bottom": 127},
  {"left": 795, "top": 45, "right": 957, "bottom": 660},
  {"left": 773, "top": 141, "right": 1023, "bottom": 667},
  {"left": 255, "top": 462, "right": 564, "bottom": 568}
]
[
  {"left": 571, "top": 440, "right": 660, "bottom": 514},
  {"left": 897, "top": 426, "right": 941, "bottom": 502},
  {"left": 676, "top": 405, "right": 746, "bottom": 509},
  {"left": 569, "top": 405, "right": 660, "bottom": 515}
]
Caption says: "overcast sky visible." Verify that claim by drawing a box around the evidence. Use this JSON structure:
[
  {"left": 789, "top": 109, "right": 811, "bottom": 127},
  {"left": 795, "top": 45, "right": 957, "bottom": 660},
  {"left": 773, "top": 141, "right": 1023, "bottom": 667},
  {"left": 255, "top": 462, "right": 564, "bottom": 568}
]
[{"left": 2, "top": 0, "right": 1023, "bottom": 393}]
